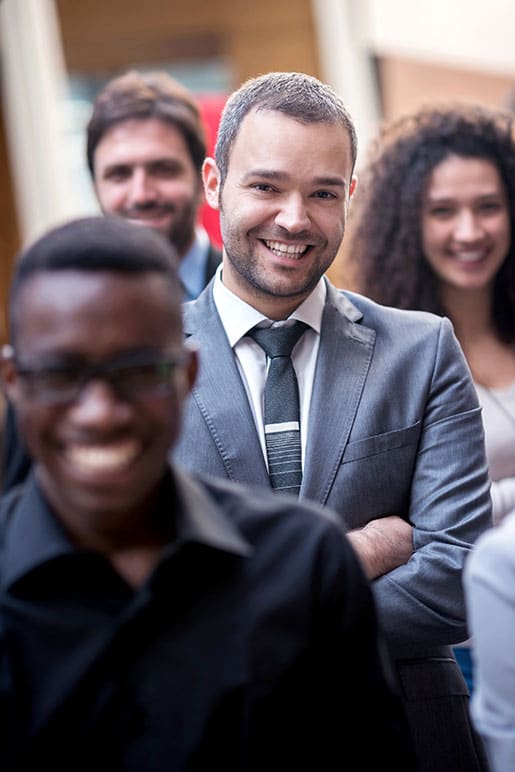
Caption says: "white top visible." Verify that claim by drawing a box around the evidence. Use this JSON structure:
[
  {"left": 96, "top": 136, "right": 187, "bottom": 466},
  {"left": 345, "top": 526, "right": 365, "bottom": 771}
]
[
  {"left": 465, "top": 510, "right": 515, "bottom": 771},
  {"left": 212, "top": 267, "right": 325, "bottom": 469},
  {"left": 475, "top": 381, "right": 515, "bottom": 525}
]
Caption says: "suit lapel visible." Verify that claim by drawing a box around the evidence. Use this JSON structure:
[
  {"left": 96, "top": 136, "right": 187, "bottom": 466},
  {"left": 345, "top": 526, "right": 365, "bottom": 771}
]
[
  {"left": 183, "top": 283, "right": 376, "bottom": 499},
  {"left": 183, "top": 286, "right": 270, "bottom": 487},
  {"left": 301, "top": 285, "right": 375, "bottom": 505}
]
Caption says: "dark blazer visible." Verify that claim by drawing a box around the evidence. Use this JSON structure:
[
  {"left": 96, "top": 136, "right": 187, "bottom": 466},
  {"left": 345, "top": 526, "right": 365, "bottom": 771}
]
[{"left": 174, "top": 278, "right": 493, "bottom": 772}]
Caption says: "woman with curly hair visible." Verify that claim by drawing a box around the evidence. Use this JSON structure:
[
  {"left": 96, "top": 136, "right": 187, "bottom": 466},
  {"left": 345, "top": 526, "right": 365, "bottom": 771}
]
[
  {"left": 350, "top": 104, "right": 515, "bottom": 525},
  {"left": 348, "top": 103, "right": 515, "bottom": 696}
]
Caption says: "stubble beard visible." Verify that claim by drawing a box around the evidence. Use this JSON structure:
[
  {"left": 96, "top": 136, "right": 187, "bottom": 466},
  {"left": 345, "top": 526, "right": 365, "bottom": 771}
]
[{"left": 167, "top": 198, "right": 200, "bottom": 259}]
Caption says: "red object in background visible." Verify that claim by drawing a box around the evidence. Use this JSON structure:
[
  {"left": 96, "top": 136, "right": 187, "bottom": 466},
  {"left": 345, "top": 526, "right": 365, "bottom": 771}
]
[{"left": 197, "top": 94, "right": 227, "bottom": 249}]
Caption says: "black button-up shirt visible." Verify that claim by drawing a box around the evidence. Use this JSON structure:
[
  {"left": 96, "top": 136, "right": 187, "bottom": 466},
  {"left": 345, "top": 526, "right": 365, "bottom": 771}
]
[{"left": 0, "top": 467, "right": 414, "bottom": 771}]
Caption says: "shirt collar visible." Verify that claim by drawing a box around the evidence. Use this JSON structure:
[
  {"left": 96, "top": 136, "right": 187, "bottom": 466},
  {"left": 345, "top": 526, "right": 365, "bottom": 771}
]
[
  {"left": 172, "top": 467, "right": 252, "bottom": 556},
  {"left": 1, "top": 467, "right": 251, "bottom": 591},
  {"left": 178, "top": 226, "right": 210, "bottom": 301},
  {"left": 213, "top": 265, "right": 326, "bottom": 346}
]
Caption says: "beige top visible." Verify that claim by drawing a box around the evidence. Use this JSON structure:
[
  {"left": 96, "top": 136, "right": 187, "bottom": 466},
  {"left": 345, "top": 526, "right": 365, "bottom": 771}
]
[{"left": 475, "top": 380, "right": 515, "bottom": 525}]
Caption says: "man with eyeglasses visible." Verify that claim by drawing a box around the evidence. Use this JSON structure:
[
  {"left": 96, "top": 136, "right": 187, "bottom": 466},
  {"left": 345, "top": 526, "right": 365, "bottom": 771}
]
[
  {"left": 1, "top": 68, "right": 223, "bottom": 493},
  {"left": 0, "top": 216, "right": 414, "bottom": 770}
]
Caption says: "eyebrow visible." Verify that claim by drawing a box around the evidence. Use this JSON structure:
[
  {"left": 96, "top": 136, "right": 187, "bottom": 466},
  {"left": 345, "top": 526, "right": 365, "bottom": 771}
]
[
  {"left": 242, "top": 169, "right": 347, "bottom": 188},
  {"left": 426, "top": 191, "right": 504, "bottom": 203},
  {"left": 102, "top": 162, "right": 131, "bottom": 172},
  {"left": 102, "top": 158, "right": 184, "bottom": 173}
]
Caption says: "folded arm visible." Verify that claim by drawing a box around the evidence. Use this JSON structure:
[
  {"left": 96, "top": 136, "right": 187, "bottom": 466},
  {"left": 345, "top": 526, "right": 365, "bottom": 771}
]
[
  {"left": 347, "top": 516, "right": 413, "bottom": 580},
  {"left": 372, "top": 318, "right": 492, "bottom": 649}
]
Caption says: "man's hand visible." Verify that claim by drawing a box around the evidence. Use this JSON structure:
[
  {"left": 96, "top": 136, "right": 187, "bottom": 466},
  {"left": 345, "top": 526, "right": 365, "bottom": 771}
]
[{"left": 346, "top": 516, "right": 413, "bottom": 580}]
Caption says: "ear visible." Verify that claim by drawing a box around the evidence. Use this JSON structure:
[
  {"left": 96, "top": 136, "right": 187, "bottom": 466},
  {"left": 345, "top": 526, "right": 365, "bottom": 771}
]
[
  {"left": 349, "top": 175, "right": 357, "bottom": 198},
  {"left": 0, "top": 345, "right": 21, "bottom": 405},
  {"left": 202, "top": 157, "right": 221, "bottom": 211}
]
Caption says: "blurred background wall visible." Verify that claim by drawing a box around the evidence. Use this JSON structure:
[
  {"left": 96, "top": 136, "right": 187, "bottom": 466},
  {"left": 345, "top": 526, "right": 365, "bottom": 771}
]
[{"left": 2, "top": 0, "right": 515, "bottom": 337}]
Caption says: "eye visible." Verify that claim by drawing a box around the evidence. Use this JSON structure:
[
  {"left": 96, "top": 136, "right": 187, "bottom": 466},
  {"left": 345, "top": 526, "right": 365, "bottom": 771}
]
[
  {"left": 21, "top": 367, "right": 82, "bottom": 396},
  {"left": 428, "top": 206, "right": 454, "bottom": 219},
  {"left": 251, "top": 183, "right": 275, "bottom": 193},
  {"left": 150, "top": 161, "right": 184, "bottom": 178},
  {"left": 478, "top": 201, "right": 502, "bottom": 214},
  {"left": 312, "top": 190, "right": 337, "bottom": 200},
  {"left": 113, "top": 362, "right": 174, "bottom": 395},
  {"left": 103, "top": 166, "right": 131, "bottom": 183}
]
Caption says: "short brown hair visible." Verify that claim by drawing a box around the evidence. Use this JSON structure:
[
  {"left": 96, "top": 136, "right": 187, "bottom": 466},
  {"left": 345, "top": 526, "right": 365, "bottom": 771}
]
[
  {"left": 215, "top": 71, "right": 358, "bottom": 187},
  {"left": 86, "top": 70, "right": 207, "bottom": 176}
]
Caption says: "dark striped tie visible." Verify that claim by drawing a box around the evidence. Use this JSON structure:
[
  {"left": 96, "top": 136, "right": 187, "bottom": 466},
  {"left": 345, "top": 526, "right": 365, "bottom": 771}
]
[{"left": 248, "top": 321, "right": 308, "bottom": 496}]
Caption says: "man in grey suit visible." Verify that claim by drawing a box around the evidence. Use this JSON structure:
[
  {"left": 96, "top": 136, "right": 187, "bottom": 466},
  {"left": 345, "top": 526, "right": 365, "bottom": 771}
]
[{"left": 173, "top": 71, "right": 492, "bottom": 771}]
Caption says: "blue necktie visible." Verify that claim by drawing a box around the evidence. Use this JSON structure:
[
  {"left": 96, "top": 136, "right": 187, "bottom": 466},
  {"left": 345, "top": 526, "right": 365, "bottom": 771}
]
[{"left": 248, "top": 322, "right": 308, "bottom": 496}]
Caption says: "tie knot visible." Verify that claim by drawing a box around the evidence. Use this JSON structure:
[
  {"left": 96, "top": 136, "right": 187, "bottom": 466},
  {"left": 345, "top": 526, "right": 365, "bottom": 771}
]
[{"left": 249, "top": 321, "right": 308, "bottom": 358}]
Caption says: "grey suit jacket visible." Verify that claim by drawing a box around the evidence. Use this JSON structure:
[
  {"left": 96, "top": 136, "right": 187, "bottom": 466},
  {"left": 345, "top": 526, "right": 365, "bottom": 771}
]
[
  {"left": 174, "top": 278, "right": 492, "bottom": 769},
  {"left": 176, "top": 278, "right": 491, "bottom": 648}
]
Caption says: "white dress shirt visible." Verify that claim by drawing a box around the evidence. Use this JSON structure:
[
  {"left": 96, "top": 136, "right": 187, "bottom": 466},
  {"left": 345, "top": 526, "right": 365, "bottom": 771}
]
[{"left": 213, "top": 266, "right": 325, "bottom": 469}]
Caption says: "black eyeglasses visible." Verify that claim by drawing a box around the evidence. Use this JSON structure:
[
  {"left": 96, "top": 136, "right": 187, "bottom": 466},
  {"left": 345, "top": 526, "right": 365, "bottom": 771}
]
[{"left": 5, "top": 346, "right": 190, "bottom": 405}]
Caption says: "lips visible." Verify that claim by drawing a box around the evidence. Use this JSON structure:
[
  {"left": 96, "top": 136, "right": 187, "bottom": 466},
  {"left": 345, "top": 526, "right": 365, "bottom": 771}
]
[
  {"left": 125, "top": 206, "right": 174, "bottom": 224},
  {"left": 450, "top": 250, "right": 487, "bottom": 263},
  {"left": 63, "top": 439, "right": 142, "bottom": 474},
  {"left": 263, "top": 239, "right": 310, "bottom": 258}
]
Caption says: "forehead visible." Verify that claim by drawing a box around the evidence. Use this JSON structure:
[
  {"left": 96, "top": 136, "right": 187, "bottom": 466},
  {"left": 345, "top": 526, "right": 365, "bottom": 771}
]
[
  {"left": 93, "top": 117, "right": 191, "bottom": 166},
  {"left": 227, "top": 108, "right": 354, "bottom": 183},
  {"left": 426, "top": 155, "right": 506, "bottom": 198},
  {"left": 14, "top": 271, "right": 181, "bottom": 356}
]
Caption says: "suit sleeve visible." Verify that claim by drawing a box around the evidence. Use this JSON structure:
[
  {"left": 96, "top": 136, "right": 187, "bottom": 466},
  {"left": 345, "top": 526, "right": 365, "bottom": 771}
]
[{"left": 373, "top": 317, "right": 492, "bottom": 649}]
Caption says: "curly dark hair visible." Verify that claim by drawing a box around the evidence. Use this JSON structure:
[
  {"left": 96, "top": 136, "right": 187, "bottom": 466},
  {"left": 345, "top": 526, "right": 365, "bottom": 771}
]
[{"left": 349, "top": 104, "right": 515, "bottom": 342}]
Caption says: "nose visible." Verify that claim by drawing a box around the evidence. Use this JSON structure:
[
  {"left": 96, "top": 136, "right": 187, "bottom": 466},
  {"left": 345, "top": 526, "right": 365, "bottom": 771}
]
[
  {"left": 274, "top": 193, "right": 311, "bottom": 233},
  {"left": 453, "top": 209, "right": 484, "bottom": 242},
  {"left": 67, "top": 379, "right": 133, "bottom": 429},
  {"left": 128, "top": 168, "right": 157, "bottom": 205}
]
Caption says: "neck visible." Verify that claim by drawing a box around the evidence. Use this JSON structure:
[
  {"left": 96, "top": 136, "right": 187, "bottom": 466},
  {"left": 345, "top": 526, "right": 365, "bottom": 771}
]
[
  {"left": 175, "top": 231, "right": 197, "bottom": 261},
  {"left": 39, "top": 470, "right": 174, "bottom": 559},
  {"left": 220, "top": 263, "right": 315, "bottom": 320},
  {"left": 440, "top": 284, "right": 494, "bottom": 345}
]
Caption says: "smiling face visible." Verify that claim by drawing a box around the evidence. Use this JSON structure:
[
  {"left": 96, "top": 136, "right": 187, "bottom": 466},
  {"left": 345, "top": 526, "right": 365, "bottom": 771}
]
[
  {"left": 4, "top": 270, "right": 196, "bottom": 531},
  {"left": 93, "top": 118, "right": 202, "bottom": 257},
  {"left": 203, "top": 109, "right": 356, "bottom": 319},
  {"left": 421, "top": 155, "right": 511, "bottom": 297}
]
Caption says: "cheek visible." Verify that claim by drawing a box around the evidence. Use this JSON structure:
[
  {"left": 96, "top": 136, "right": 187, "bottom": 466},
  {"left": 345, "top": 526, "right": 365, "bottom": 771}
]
[
  {"left": 146, "top": 397, "right": 182, "bottom": 445},
  {"left": 421, "top": 220, "right": 444, "bottom": 260},
  {"left": 95, "top": 183, "right": 125, "bottom": 212},
  {"left": 163, "top": 178, "right": 200, "bottom": 204},
  {"left": 325, "top": 209, "right": 346, "bottom": 240},
  {"left": 15, "top": 403, "right": 59, "bottom": 456},
  {"left": 494, "top": 215, "right": 512, "bottom": 250},
  {"left": 224, "top": 196, "right": 269, "bottom": 232}
]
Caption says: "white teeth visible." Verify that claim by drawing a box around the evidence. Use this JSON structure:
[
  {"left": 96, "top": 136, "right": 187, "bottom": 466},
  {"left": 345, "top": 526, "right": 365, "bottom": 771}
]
[
  {"left": 264, "top": 240, "right": 308, "bottom": 257},
  {"left": 454, "top": 252, "right": 484, "bottom": 263},
  {"left": 65, "top": 441, "right": 140, "bottom": 473}
]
